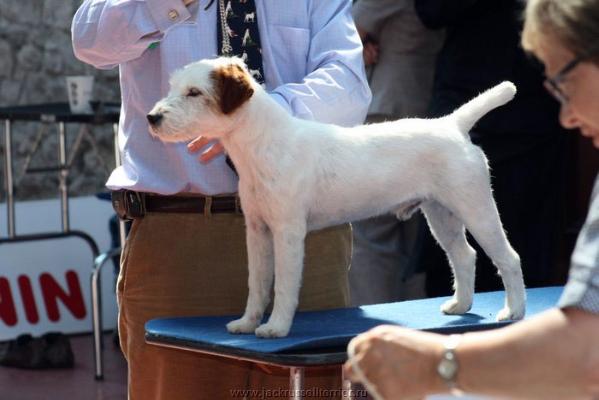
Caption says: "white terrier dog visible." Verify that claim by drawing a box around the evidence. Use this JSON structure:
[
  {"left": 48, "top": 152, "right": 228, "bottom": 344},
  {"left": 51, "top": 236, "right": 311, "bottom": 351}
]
[{"left": 148, "top": 57, "right": 526, "bottom": 338}]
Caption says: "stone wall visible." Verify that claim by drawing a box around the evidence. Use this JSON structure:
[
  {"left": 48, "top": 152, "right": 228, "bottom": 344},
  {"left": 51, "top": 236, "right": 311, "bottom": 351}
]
[{"left": 0, "top": 0, "right": 120, "bottom": 201}]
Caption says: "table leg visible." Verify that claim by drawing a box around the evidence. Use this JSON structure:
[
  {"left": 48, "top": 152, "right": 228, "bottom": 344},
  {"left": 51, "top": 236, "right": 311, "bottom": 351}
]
[
  {"left": 342, "top": 364, "right": 356, "bottom": 399},
  {"left": 57, "top": 122, "right": 69, "bottom": 232},
  {"left": 289, "top": 366, "right": 305, "bottom": 399}
]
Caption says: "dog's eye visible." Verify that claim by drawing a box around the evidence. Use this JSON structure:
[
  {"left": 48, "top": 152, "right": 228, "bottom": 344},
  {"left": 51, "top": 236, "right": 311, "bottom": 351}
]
[{"left": 187, "top": 87, "right": 202, "bottom": 97}]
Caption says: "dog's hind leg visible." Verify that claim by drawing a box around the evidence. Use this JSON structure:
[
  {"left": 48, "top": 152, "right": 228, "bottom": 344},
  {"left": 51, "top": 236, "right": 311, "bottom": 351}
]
[
  {"left": 443, "top": 168, "right": 526, "bottom": 321},
  {"left": 421, "top": 201, "right": 477, "bottom": 315},
  {"left": 255, "top": 221, "right": 307, "bottom": 338},
  {"left": 227, "top": 219, "right": 274, "bottom": 334},
  {"left": 454, "top": 200, "right": 525, "bottom": 321}
]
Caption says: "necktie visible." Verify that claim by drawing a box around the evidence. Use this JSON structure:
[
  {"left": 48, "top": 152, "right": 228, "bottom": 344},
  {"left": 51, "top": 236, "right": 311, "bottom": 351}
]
[
  {"left": 217, "top": 0, "right": 265, "bottom": 85},
  {"left": 216, "top": 0, "right": 265, "bottom": 174}
]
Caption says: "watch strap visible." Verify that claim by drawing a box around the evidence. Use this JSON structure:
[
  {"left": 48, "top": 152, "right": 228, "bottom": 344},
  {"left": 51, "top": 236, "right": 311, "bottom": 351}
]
[{"left": 437, "top": 334, "right": 464, "bottom": 396}]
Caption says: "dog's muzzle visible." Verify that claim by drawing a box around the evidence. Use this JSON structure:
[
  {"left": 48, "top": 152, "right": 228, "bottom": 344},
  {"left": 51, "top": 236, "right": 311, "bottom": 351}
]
[{"left": 146, "top": 113, "right": 163, "bottom": 126}]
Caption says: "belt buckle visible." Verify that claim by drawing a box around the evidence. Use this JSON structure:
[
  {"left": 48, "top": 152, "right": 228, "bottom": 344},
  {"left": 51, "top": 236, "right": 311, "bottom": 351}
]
[
  {"left": 111, "top": 191, "right": 130, "bottom": 221},
  {"left": 126, "top": 191, "right": 146, "bottom": 218},
  {"left": 111, "top": 190, "right": 145, "bottom": 220}
]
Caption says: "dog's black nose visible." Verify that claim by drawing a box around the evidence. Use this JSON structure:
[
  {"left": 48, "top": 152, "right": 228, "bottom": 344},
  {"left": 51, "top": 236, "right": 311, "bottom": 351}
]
[{"left": 147, "top": 113, "right": 163, "bottom": 125}]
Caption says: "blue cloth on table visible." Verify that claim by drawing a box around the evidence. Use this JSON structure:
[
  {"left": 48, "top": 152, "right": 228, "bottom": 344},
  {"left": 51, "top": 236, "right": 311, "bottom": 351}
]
[{"left": 145, "top": 286, "right": 561, "bottom": 354}]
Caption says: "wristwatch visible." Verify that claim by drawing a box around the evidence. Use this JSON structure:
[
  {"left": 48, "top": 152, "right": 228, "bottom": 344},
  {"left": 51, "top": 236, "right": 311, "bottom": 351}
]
[{"left": 437, "top": 334, "right": 464, "bottom": 396}]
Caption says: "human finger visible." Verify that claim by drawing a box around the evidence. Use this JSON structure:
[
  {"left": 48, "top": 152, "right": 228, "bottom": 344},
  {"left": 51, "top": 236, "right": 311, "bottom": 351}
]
[
  {"left": 199, "top": 142, "right": 225, "bottom": 163},
  {"left": 187, "top": 136, "right": 212, "bottom": 153},
  {"left": 343, "top": 360, "right": 357, "bottom": 381},
  {"left": 363, "top": 43, "right": 379, "bottom": 66}
]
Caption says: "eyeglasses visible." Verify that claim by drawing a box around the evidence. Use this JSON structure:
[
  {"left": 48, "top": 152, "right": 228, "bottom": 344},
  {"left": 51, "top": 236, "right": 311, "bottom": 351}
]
[{"left": 544, "top": 55, "right": 584, "bottom": 104}]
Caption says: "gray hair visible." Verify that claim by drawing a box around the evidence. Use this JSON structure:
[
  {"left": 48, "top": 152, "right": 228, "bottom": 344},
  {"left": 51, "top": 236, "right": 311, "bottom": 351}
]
[{"left": 522, "top": 0, "right": 599, "bottom": 62}]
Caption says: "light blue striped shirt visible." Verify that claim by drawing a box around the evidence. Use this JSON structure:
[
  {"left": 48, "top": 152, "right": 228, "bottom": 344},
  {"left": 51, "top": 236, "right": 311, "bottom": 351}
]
[
  {"left": 559, "top": 174, "right": 599, "bottom": 314},
  {"left": 72, "top": 0, "right": 371, "bottom": 195}
]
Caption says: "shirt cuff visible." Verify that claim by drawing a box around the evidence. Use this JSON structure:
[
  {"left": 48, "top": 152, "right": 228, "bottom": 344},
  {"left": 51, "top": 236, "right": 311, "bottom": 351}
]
[
  {"left": 145, "top": 0, "right": 191, "bottom": 33},
  {"left": 558, "top": 266, "right": 599, "bottom": 315}
]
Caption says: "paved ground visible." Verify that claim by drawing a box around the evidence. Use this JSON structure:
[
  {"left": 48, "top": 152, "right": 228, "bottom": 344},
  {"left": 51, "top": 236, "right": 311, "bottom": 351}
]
[{"left": 0, "top": 333, "right": 127, "bottom": 400}]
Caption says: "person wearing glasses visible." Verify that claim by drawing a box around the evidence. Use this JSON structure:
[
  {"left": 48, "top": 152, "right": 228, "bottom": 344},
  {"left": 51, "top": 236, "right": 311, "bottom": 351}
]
[
  {"left": 344, "top": 0, "right": 599, "bottom": 398},
  {"left": 414, "top": 0, "right": 571, "bottom": 298}
]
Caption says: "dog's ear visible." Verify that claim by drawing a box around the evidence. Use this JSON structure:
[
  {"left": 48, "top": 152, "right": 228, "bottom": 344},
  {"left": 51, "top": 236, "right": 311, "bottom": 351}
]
[{"left": 211, "top": 63, "right": 254, "bottom": 115}]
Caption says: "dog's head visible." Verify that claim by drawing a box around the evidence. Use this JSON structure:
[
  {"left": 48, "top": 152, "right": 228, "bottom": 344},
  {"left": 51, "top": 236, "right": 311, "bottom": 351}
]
[{"left": 147, "top": 57, "right": 255, "bottom": 142}]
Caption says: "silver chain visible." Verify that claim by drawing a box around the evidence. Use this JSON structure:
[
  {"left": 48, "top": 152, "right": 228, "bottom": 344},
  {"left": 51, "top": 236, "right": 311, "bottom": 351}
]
[{"left": 218, "top": 0, "right": 233, "bottom": 55}]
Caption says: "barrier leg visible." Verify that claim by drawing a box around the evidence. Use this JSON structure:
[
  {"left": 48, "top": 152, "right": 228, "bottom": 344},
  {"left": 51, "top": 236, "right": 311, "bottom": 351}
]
[{"left": 91, "top": 247, "right": 121, "bottom": 380}]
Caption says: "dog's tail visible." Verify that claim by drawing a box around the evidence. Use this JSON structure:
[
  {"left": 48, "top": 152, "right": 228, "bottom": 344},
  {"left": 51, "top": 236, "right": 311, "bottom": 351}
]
[{"left": 451, "top": 81, "right": 517, "bottom": 135}]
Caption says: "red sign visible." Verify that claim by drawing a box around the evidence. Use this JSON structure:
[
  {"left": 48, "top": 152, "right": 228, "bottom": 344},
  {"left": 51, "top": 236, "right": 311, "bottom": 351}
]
[{"left": 0, "top": 270, "right": 87, "bottom": 327}]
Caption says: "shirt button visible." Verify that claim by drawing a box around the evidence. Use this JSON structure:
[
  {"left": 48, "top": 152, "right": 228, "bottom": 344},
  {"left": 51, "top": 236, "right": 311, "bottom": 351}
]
[{"left": 168, "top": 9, "right": 179, "bottom": 20}]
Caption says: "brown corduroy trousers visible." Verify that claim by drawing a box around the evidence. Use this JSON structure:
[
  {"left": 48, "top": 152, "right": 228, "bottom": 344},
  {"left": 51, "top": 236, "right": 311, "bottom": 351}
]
[{"left": 117, "top": 212, "right": 351, "bottom": 399}]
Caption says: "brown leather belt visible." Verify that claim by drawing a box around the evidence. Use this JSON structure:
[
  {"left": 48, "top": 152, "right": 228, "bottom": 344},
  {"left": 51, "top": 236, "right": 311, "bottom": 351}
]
[{"left": 111, "top": 190, "right": 241, "bottom": 220}]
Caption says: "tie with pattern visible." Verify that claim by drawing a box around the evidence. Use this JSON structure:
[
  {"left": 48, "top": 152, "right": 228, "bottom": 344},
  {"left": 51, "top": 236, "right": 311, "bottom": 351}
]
[
  {"left": 216, "top": 0, "right": 265, "bottom": 173},
  {"left": 217, "top": 0, "right": 265, "bottom": 84}
]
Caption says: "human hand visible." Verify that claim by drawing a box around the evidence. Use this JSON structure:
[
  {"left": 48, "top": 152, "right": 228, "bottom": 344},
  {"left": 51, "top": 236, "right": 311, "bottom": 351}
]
[
  {"left": 356, "top": 26, "right": 379, "bottom": 66},
  {"left": 363, "top": 41, "right": 379, "bottom": 66},
  {"left": 187, "top": 136, "right": 225, "bottom": 163},
  {"left": 344, "top": 325, "right": 446, "bottom": 400},
  {"left": 183, "top": 0, "right": 197, "bottom": 6}
]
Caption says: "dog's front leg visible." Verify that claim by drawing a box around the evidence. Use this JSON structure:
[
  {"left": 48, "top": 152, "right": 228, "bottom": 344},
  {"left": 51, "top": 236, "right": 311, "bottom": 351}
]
[
  {"left": 255, "top": 222, "right": 306, "bottom": 338},
  {"left": 227, "top": 218, "right": 274, "bottom": 334}
]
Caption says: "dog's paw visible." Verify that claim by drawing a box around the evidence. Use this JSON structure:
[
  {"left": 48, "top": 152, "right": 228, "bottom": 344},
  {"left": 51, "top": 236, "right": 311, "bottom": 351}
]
[
  {"left": 496, "top": 306, "right": 525, "bottom": 322},
  {"left": 255, "top": 322, "right": 290, "bottom": 338},
  {"left": 441, "top": 298, "right": 471, "bottom": 315},
  {"left": 226, "top": 317, "right": 260, "bottom": 334}
]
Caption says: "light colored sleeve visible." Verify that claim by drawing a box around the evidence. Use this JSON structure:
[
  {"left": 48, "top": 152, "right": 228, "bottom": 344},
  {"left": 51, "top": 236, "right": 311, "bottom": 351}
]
[
  {"left": 559, "top": 174, "right": 599, "bottom": 315},
  {"left": 352, "top": 0, "right": 410, "bottom": 34},
  {"left": 269, "top": 0, "right": 371, "bottom": 127},
  {"left": 71, "top": 0, "right": 192, "bottom": 69}
]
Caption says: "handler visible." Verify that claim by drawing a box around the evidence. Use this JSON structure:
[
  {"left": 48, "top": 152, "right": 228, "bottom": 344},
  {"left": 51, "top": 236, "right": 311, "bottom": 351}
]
[{"left": 72, "top": 1, "right": 371, "bottom": 398}]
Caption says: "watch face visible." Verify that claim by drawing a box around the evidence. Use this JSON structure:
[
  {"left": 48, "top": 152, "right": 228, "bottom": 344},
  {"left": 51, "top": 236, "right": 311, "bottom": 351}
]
[{"left": 437, "top": 356, "right": 458, "bottom": 380}]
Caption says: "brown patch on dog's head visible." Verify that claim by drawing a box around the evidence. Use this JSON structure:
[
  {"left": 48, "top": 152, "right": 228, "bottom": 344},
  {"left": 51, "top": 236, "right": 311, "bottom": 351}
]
[{"left": 211, "top": 63, "right": 254, "bottom": 115}]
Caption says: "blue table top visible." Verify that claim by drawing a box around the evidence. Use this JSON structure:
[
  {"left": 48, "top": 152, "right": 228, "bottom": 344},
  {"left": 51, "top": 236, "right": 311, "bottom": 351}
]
[{"left": 145, "top": 286, "right": 562, "bottom": 366}]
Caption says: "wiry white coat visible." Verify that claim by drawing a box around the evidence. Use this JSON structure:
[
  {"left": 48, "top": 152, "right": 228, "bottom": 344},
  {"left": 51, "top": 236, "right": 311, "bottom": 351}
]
[{"left": 149, "top": 57, "right": 526, "bottom": 338}]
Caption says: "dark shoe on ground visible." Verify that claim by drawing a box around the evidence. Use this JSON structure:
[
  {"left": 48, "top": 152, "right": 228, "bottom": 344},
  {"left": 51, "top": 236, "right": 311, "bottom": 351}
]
[
  {"left": 0, "top": 332, "right": 74, "bottom": 369},
  {"left": 42, "top": 332, "right": 74, "bottom": 368},
  {"left": 0, "top": 334, "right": 44, "bottom": 368}
]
